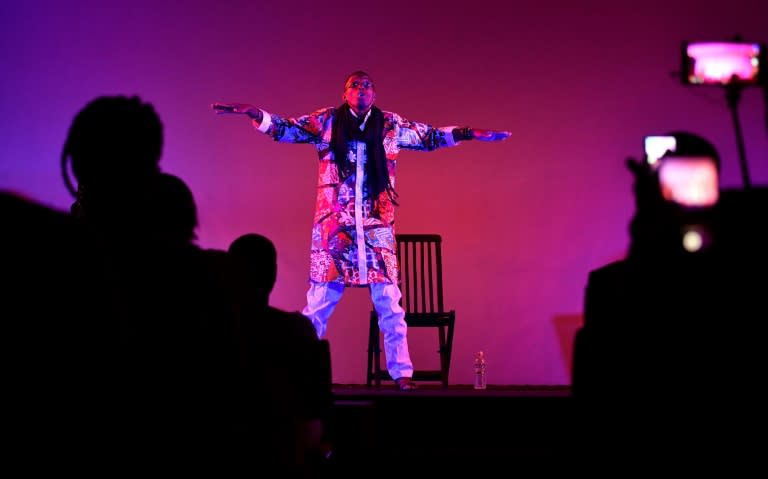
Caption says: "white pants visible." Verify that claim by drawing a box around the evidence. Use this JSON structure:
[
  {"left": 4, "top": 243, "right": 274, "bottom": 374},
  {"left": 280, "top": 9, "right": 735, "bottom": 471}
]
[{"left": 302, "top": 281, "right": 413, "bottom": 380}]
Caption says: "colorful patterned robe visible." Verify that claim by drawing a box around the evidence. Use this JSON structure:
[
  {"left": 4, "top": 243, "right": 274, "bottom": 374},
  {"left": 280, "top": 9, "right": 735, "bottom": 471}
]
[{"left": 254, "top": 106, "right": 460, "bottom": 286}]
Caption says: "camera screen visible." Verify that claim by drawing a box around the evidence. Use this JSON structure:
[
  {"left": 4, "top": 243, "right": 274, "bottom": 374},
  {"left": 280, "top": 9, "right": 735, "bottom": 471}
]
[
  {"left": 658, "top": 156, "right": 719, "bottom": 207},
  {"left": 644, "top": 135, "right": 677, "bottom": 166},
  {"left": 683, "top": 41, "right": 763, "bottom": 85}
]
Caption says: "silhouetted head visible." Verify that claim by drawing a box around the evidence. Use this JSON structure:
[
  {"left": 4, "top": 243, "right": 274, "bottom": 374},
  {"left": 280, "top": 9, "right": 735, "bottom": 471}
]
[
  {"left": 62, "top": 95, "right": 163, "bottom": 197},
  {"left": 660, "top": 131, "right": 720, "bottom": 168},
  {"left": 147, "top": 172, "right": 199, "bottom": 245},
  {"left": 629, "top": 131, "right": 720, "bottom": 209},
  {"left": 628, "top": 131, "right": 721, "bottom": 257},
  {"left": 227, "top": 233, "right": 277, "bottom": 301}
]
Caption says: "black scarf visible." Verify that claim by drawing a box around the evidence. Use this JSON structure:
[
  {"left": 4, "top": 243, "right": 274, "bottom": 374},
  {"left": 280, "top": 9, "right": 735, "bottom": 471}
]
[{"left": 330, "top": 103, "right": 398, "bottom": 205}]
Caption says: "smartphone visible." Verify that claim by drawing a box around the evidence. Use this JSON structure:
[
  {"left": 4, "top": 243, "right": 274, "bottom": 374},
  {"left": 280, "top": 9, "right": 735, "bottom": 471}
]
[
  {"left": 644, "top": 135, "right": 677, "bottom": 166},
  {"left": 682, "top": 41, "right": 765, "bottom": 86},
  {"left": 657, "top": 156, "right": 719, "bottom": 207}
]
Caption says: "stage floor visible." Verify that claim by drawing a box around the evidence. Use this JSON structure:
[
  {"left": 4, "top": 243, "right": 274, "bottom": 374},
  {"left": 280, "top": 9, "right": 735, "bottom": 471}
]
[
  {"left": 332, "top": 383, "right": 572, "bottom": 398},
  {"left": 325, "top": 383, "right": 575, "bottom": 474}
]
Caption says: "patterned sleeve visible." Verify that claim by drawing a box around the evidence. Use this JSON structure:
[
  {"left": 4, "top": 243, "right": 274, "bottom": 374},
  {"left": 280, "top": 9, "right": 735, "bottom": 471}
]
[
  {"left": 391, "top": 112, "right": 459, "bottom": 151},
  {"left": 257, "top": 107, "right": 333, "bottom": 144}
]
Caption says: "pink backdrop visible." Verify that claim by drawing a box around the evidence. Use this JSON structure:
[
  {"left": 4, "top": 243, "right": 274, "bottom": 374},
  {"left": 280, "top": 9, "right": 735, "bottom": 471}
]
[{"left": 2, "top": 0, "right": 766, "bottom": 385}]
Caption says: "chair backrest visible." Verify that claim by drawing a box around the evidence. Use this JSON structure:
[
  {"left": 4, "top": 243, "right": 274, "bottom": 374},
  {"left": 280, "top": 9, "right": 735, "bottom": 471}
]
[{"left": 396, "top": 234, "right": 445, "bottom": 315}]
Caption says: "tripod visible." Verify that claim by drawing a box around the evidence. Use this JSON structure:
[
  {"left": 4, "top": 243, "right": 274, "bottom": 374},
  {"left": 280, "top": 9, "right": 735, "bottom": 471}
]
[{"left": 724, "top": 81, "right": 752, "bottom": 190}]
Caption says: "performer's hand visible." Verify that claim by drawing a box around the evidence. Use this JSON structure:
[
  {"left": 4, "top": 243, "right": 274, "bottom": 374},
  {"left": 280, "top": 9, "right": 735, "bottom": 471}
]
[
  {"left": 472, "top": 129, "right": 512, "bottom": 142},
  {"left": 211, "top": 102, "right": 257, "bottom": 116}
]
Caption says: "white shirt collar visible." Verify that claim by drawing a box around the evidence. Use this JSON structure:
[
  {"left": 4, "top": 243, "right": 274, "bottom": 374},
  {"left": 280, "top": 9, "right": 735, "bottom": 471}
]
[{"left": 349, "top": 108, "right": 371, "bottom": 130}]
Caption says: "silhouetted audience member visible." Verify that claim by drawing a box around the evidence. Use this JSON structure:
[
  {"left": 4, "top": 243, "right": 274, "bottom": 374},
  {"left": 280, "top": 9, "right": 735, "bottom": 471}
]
[
  {"left": 226, "top": 233, "right": 333, "bottom": 475},
  {"left": 571, "top": 132, "right": 765, "bottom": 469},
  {"left": 146, "top": 171, "right": 201, "bottom": 246},
  {"left": 59, "top": 95, "right": 239, "bottom": 473},
  {"left": 1, "top": 189, "right": 108, "bottom": 473}
]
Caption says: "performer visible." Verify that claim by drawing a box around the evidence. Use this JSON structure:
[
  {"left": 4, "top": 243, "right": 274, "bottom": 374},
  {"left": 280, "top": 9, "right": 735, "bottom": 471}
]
[{"left": 213, "top": 71, "right": 511, "bottom": 390}]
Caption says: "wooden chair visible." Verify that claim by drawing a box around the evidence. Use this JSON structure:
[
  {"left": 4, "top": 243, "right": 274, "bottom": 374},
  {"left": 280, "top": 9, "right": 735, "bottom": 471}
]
[{"left": 366, "top": 234, "right": 456, "bottom": 388}]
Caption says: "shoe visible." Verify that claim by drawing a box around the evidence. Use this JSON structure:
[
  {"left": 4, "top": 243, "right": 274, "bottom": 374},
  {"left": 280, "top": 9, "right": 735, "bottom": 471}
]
[{"left": 394, "top": 377, "right": 417, "bottom": 391}]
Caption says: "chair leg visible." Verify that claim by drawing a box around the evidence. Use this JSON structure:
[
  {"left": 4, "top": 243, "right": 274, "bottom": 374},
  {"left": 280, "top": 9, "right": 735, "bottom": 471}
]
[
  {"left": 367, "top": 311, "right": 383, "bottom": 387},
  {"left": 366, "top": 311, "right": 375, "bottom": 386},
  {"left": 373, "top": 333, "right": 382, "bottom": 387},
  {"left": 438, "top": 325, "right": 448, "bottom": 388},
  {"left": 444, "top": 318, "right": 455, "bottom": 388},
  {"left": 366, "top": 330, "right": 373, "bottom": 387}
]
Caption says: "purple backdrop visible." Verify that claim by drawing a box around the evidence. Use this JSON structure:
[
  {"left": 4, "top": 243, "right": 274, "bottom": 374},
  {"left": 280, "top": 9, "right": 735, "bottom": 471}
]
[{"left": 2, "top": 0, "right": 766, "bottom": 385}]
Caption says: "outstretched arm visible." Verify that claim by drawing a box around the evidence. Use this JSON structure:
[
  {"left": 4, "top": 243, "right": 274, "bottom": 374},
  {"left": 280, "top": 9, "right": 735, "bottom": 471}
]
[
  {"left": 395, "top": 112, "right": 511, "bottom": 152},
  {"left": 212, "top": 102, "right": 331, "bottom": 144},
  {"left": 452, "top": 127, "right": 512, "bottom": 143},
  {"left": 211, "top": 102, "right": 263, "bottom": 123}
]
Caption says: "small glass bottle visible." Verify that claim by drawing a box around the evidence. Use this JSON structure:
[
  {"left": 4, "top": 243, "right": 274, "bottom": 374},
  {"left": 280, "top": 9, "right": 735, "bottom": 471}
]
[{"left": 473, "top": 351, "right": 487, "bottom": 390}]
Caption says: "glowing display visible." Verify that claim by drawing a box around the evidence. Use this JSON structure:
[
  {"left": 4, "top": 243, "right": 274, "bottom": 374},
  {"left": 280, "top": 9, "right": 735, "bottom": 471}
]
[{"left": 686, "top": 42, "right": 762, "bottom": 85}]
